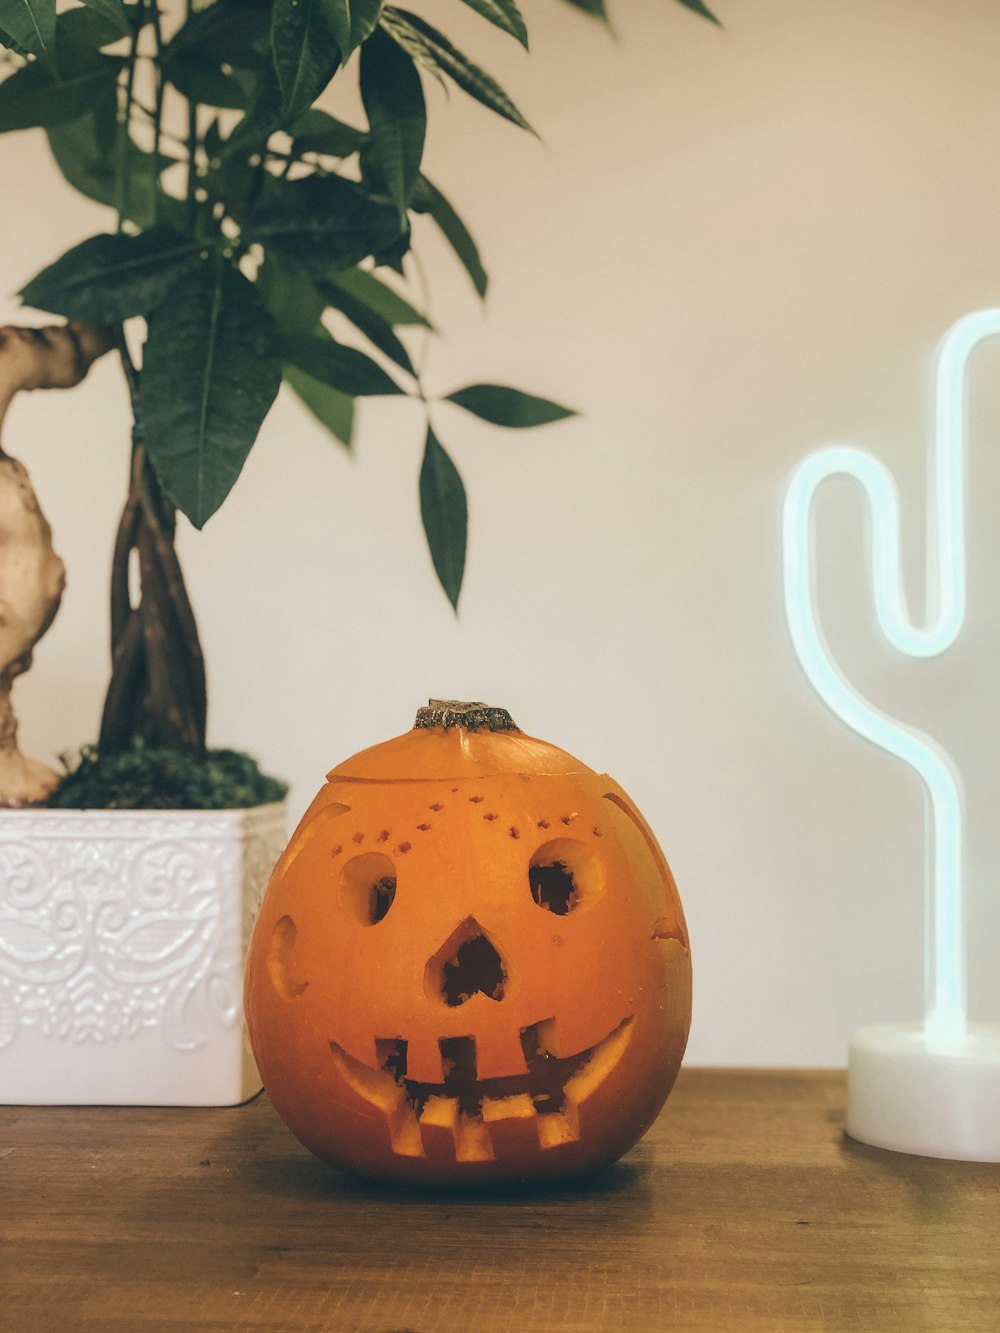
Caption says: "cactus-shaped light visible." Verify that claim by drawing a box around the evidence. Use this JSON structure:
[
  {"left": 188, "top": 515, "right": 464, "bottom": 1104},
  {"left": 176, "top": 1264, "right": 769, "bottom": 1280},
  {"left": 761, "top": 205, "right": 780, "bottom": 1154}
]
[{"left": 782, "top": 310, "right": 1000, "bottom": 1161}]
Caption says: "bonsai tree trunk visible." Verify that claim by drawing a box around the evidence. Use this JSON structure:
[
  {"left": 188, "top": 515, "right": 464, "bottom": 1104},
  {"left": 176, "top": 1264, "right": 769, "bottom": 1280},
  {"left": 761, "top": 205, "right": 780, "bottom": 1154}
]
[
  {"left": 98, "top": 421, "right": 207, "bottom": 755},
  {"left": 0, "top": 322, "right": 112, "bottom": 804}
]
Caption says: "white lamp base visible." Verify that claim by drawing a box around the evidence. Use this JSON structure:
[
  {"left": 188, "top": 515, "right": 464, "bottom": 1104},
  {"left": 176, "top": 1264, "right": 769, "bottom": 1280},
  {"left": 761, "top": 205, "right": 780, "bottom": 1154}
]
[{"left": 846, "top": 1022, "right": 1000, "bottom": 1161}]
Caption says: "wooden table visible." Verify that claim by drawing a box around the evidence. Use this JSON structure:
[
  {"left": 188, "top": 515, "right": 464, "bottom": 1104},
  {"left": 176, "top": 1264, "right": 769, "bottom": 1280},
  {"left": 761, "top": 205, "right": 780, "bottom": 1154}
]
[{"left": 1, "top": 1070, "right": 997, "bottom": 1332}]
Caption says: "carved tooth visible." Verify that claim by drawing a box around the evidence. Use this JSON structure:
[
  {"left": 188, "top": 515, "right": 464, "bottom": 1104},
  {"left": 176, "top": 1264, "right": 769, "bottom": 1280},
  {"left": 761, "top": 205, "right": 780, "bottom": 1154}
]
[
  {"left": 386, "top": 1101, "right": 425, "bottom": 1157},
  {"left": 418, "top": 1094, "right": 458, "bottom": 1130},
  {"left": 536, "top": 1107, "right": 581, "bottom": 1150},
  {"left": 455, "top": 1114, "right": 494, "bottom": 1162},
  {"left": 481, "top": 1093, "right": 535, "bottom": 1123}
]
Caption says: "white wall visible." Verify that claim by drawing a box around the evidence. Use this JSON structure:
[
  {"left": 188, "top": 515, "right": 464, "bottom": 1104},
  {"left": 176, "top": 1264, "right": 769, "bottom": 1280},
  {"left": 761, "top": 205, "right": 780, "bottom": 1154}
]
[{"left": 2, "top": 0, "right": 999, "bottom": 1065}]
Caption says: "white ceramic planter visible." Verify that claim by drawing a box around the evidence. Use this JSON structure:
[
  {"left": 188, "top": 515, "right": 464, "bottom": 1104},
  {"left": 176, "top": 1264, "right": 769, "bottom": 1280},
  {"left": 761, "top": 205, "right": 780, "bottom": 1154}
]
[{"left": 0, "top": 803, "right": 285, "bottom": 1106}]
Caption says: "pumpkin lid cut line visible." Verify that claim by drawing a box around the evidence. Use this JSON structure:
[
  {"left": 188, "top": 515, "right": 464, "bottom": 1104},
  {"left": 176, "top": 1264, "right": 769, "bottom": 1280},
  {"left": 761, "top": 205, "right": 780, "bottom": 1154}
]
[{"left": 327, "top": 709, "right": 594, "bottom": 782}]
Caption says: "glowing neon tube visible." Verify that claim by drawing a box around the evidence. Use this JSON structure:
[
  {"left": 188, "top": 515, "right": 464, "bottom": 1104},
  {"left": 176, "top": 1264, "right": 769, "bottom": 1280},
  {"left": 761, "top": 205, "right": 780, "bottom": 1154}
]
[{"left": 782, "top": 309, "right": 1000, "bottom": 1041}]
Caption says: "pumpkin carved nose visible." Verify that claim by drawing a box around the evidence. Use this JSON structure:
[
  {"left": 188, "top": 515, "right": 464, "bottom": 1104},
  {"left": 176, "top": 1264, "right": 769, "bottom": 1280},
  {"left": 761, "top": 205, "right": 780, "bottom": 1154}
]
[{"left": 426, "top": 917, "right": 507, "bottom": 1007}]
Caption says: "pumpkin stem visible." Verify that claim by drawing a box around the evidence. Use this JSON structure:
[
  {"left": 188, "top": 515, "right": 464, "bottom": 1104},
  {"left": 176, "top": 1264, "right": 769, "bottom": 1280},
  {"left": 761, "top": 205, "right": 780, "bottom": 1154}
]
[{"left": 414, "top": 700, "right": 519, "bottom": 732}]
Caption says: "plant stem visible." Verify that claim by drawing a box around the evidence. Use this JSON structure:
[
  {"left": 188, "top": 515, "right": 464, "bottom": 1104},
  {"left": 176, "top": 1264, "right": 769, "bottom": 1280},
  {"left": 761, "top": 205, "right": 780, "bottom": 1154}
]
[
  {"left": 116, "top": 328, "right": 141, "bottom": 409},
  {"left": 186, "top": 103, "right": 199, "bottom": 230},
  {"left": 100, "top": 2, "right": 209, "bottom": 759},
  {"left": 185, "top": 1, "right": 198, "bottom": 233},
  {"left": 150, "top": 3, "right": 166, "bottom": 224},
  {"left": 115, "top": 0, "right": 145, "bottom": 232},
  {"left": 409, "top": 247, "right": 435, "bottom": 384}
]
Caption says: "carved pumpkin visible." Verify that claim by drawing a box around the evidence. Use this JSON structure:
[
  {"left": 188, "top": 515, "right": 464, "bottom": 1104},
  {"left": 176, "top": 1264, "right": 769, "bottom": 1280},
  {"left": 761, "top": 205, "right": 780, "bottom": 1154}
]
[{"left": 244, "top": 701, "right": 691, "bottom": 1184}]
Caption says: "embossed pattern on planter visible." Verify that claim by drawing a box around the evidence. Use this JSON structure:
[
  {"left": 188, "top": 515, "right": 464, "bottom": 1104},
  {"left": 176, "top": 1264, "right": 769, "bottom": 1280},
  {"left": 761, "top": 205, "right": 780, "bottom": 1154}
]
[{"left": 0, "top": 808, "right": 286, "bottom": 1053}]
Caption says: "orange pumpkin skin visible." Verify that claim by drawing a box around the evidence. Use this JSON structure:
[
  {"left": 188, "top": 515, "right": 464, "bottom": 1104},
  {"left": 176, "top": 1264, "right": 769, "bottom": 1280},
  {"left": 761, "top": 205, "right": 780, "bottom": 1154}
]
[{"left": 244, "top": 706, "right": 691, "bottom": 1185}]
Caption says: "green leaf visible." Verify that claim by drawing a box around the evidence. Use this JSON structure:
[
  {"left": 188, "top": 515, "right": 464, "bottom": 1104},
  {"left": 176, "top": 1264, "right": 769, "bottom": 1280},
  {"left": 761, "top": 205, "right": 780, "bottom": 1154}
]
[
  {"left": 0, "top": 0, "right": 55, "bottom": 64},
  {"left": 285, "top": 362, "right": 354, "bottom": 447},
  {"left": 256, "top": 259, "right": 355, "bottom": 444},
  {"left": 283, "top": 326, "right": 354, "bottom": 447},
  {"left": 379, "top": 7, "right": 533, "bottom": 133},
  {"left": 675, "top": 0, "right": 720, "bottom": 25},
  {"left": 271, "top": 0, "right": 339, "bottom": 119},
  {"left": 321, "top": 279, "right": 414, "bottom": 375},
  {"left": 57, "top": 3, "right": 128, "bottom": 52},
  {"left": 560, "top": 0, "right": 608, "bottom": 19},
  {"left": 166, "top": 58, "right": 254, "bottom": 109},
  {"left": 291, "top": 108, "right": 366, "bottom": 156},
  {"left": 164, "top": 0, "right": 270, "bottom": 65},
  {"left": 162, "top": 0, "right": 270, "bottom": 109},
  {"left": 219, "top": 67, "right": 285, "bottom": 151},
  {"left": 321, "top": 0, "right": 382, "bottom": 62},
  {"left": 202, "top": 136, "right": 260, "bottom": 220},
  {"left": 225, "top": 2, "right": 354, "bottom": 152},
  {"left": 360, "top": 27, "right": 425, "bottom": 213},
  {"left": 372, "top": 224, "right": 411, "bottom": 273},
  {"left": 457, "top": 0, "right": 527, "bottom": 48},
  {"left": 326, "top": 265, "right": 430, "bottom": 327},
  {"left": 244, "top": 175, "right": 403, "bottom": 277},
  {"left": 143, "top": 258, "right": 282, "bottom": 529},
  {"left": 78, "top": 0, "right": 131, "bottom": 39},
  {"left": 257, "top": 256, "right": 326, "bottom": 336},
  {"left": 412, "top": 174, "right": 487, "bottom": 298},
  {"left": 283, "top": 333, "right": 403, "bottom": 395},
  {"left": 46, "top": 78, "right": 116, "bottom": 203},
  {"left": 445, "top": 384, "right": 576, "bottom": 428},
  {"left": 20, "top": 229, "right": 207, "bottom": 324},
  {"left": 46, "top": 86, "right": 183, "bottom": 230},
  {"left": 0, "top": 25, "right": 30, "bottom": 55},
  {"left": 0, "top": 56, "right": 119, "bottom": 133},
  {"left": 419, "top": 425, "right": 466, "bottom": 610}
]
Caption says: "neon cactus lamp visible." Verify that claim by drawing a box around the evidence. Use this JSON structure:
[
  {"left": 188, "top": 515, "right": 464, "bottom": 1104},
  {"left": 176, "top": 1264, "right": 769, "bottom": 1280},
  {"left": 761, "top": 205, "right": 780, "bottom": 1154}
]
[{"left": 782, "top": 310, "right": 1000, "bottom": 1161}]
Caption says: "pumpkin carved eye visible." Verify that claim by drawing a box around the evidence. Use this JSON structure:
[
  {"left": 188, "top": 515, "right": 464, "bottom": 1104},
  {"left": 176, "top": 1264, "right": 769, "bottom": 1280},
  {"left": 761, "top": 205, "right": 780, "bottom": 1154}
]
[
  {"left": 529, "top": 839, "right": 604, "bottom": 915},
  {"left": 340, "top": 852, "right": 397, "bottom": 926}
]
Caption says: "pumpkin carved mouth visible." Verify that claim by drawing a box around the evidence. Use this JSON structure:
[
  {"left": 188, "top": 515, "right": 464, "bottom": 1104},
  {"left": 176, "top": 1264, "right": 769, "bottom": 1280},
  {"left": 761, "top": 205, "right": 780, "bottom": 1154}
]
[{"left": 329, "top": 1015, "right": 634, "bottom": 1162}]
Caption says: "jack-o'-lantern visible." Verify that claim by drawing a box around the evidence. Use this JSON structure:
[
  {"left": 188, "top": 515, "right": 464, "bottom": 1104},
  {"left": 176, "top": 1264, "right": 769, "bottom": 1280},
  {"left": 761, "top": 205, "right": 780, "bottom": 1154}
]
[{"left": 244, "top": 701, "right": 691, "bottom": 1184}]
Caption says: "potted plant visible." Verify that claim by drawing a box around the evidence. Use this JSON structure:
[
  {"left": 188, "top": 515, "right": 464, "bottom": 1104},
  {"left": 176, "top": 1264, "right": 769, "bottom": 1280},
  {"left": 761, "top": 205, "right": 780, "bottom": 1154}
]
[{"left": 0, "top": 0, "right": 717, "bottom": 1105}]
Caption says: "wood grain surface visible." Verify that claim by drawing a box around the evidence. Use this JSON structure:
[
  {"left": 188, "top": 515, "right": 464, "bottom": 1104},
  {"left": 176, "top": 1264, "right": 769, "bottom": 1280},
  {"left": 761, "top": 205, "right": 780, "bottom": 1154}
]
[{"left": 1, "top": 1070, "right": 998, "bottom": 1332}]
